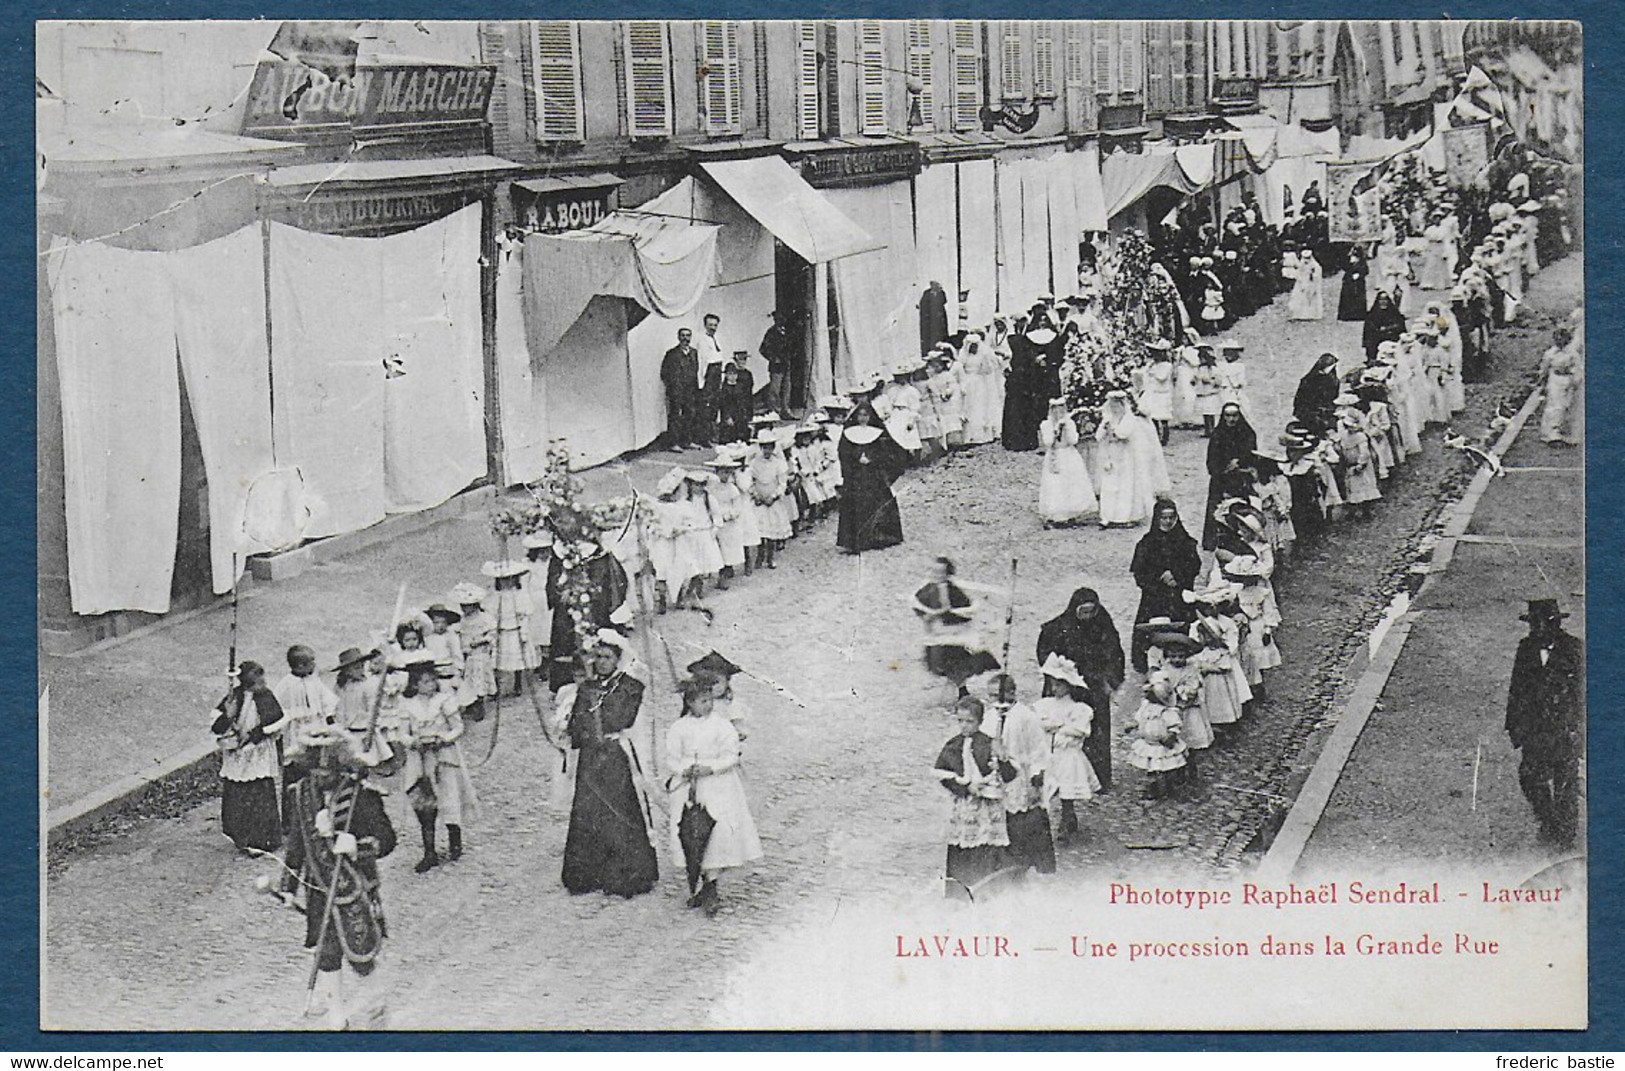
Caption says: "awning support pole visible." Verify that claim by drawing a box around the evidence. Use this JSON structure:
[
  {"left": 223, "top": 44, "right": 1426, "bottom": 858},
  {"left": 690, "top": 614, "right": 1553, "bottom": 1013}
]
[{"left": 813, "top": 260, "right": 833, "bottom": 398}]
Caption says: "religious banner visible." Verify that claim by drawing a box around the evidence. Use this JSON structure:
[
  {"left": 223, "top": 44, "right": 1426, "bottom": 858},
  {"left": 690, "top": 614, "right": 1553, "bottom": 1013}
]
[
  {"left": 1442, "top": 121, "right": 1493, "bottom": 188},
  {"left": 1325, "top": 160, "right": 1381, "bottom": 242}
]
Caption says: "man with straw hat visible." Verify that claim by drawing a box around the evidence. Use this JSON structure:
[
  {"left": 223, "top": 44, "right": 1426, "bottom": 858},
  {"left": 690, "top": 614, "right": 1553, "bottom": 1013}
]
[
  {"left": 1506, "top": 599, "right": 1584, "bottom": 849},
  {"left": 284, "top": 725, "right": 397, "bottom": 1030}
]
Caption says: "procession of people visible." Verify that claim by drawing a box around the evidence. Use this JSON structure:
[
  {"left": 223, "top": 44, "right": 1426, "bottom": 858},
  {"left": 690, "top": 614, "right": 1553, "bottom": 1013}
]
[{"left": 202, "top": 123, "right": 1582, "bottom": 1026}]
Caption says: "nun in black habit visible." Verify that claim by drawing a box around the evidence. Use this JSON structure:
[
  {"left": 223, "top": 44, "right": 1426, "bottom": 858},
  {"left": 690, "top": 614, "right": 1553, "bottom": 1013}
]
[
  {"left": 1202, "top": 403, "right": 1258, "bottom": 550},
  {"left": 1292, "top": 353, "right": 1342, "bottom": 436},
  {"left": 1129, "top": 499, "right": 1203, "bottom": 673},
  {"left": 1001, "top": 316, "right": 1043, "bottom": 452},
  {"left": 1036, "top": 587, "right": 1126, "bottom": 790},
  {"left": 836, "top": 402, "right": 908, "bottom": 553},
  {"left": 1362, "top": 291, "right": 1407, "bottom": 361}
]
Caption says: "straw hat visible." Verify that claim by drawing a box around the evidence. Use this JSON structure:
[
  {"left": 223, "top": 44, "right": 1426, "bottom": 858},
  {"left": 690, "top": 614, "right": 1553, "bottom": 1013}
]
[
  {"left": 481, "top": 559, "right": 530, "bottom": 580},
  {"left": 754, "top": 429, "right": 779, "bottom": 446},
  {"left": 330, "top": 646, "right": 379, "bottom": 673},
  {"left": 656, "top": 467, "right": 687, "bottom": 496},
  {"left": 424, "top": 603, "right": 462, "bottom": 624},
  {"left": 521, "top": 531, "right": 554, "bottom": 550},
  {"left": 450, "top": 582, "right": 487, "bottom": 606},
  {"left": 1039, "top": 652, "right": 1088, "bottom": 689}
]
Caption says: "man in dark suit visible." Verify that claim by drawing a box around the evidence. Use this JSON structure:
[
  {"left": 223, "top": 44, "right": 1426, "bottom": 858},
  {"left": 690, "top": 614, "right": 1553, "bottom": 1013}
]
[
  {"left": 1505, "top": 598, "right": 1585, "bottom": 848},
  {"left": 660, "top": 327, "right": 700, "bottom": 448}
]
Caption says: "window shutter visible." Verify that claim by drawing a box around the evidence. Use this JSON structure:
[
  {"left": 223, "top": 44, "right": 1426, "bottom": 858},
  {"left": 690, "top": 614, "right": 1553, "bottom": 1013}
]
[
  {"left": 1146, "top": 22, "right": 1168, "bottom": 111},
  {"left": 797, "top": 21, "right": 820, "bottom": 139},
  {"left": 859, "top": 19, "right": 887, "bottom": 134},
  {"left": 1033, "top": 21, "right": 1057, "bottom": 97},
  {"left": 532, "top": 21, "right": 584, "bottom": 141},
  {"left": 999, "top": 20, "right": 1024, "bottom": 100},
  {"left": 1094, "top": 24, "right": 1115, "bottom": 96},
  {"left": 1064, "top": 22, "right": 1086, "bottom": 87},
  {"left": 1118, "top": 22, "right": 1142, "bottom": 97},
  {"left": 907, "top": 20, "right": 935, "bottom": 131},
  {"left": 1182, "top": 21, "right": 1204, "bottom": 108},
  {"left": 701, "top": 20, "right": 741, "bottom": 136},
  {"left": 478, "top": 23, "right": 513, "bottom": 150},
  {"left": 951, "top": 20, "right": 981, "bottom": 131},
  {"left": 623, "top": 20, "right": 672, "bottom": 137}
]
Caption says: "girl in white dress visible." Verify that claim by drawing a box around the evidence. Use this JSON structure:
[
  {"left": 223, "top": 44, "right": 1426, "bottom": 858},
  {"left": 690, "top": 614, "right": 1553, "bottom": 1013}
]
[
  {"left": 647, "top": 470, "right": 686, "bottom": 611},
  {"left": 1126, "top": 669, "right": 1187, "bottom": 800},
  {"left": 679, "top": 471, "right": 726, "bottom": 597},
  {"left": 746, "top": 432, "right": 793, "bottom": 568},
  {"left": 1094, "top": 391, "right": 1148, "bottom": 527},
  {"left": 1173, "top": 328, "right": 1201, "bottom": 429},
  {"left": 665, "top": 677, "right": 763, "bottom": 916},
  {"left": 701, "top": 462, "right": 747, "bottom": 587},
  {"left": 1034, "top": 653, "right": 1100, "bottom": 842},
  {"left": 1037, "top": 398, "right": 1098, "bottom": 527},
  {"left": 1138, "top": 342, "right": 1175, "bottom": 444},
  {"left": 1425, "top": 301, "right": 1467, "bottom": 414},
  {"left": 957, "top": 333, "right": 998, "bottom": 445},
  {"left": 1216, "top": 343, "right": 1253, "bottom": 423},
  {"left": 1287, "top": 249, "right": 1324, "bottom": 321},
  {"left": 930, "top": 349, "right": 967, "bottom": 449},
  {"left": 1194, "top": 346, "right": 1221, "bottom": 436},
  {"left": 399, "top": 663, "right": 479, "bottom": 872}
]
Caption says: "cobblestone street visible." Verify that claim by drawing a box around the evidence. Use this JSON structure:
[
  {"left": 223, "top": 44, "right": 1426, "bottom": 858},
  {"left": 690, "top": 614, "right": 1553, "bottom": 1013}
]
[{"left": 42, "top": 259, "right": 1580, "bottom": 1030}]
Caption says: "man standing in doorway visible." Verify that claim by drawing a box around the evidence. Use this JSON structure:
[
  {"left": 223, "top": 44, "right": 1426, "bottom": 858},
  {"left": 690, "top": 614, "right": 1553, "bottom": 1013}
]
[
  {"left": 698, "top": 313, "right": 728, "bottom": 445},
  {"left": 760, "top": 310, "right": 794, "bottom": 414},
  {"left": 1505, "top": 598, "right": 1584, "bottom": 849},
  {"left": 660, "top": 327, "right": 700, "bottom": 448}
]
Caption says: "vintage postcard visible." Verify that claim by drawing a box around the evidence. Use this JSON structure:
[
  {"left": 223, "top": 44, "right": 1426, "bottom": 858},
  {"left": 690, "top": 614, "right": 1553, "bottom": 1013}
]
[{"left": 37, "top": 18, "right": 1584, "bottom": 1032}]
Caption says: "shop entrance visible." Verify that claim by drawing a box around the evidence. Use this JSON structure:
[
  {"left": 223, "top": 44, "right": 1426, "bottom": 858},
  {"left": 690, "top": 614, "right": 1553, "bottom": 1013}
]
[{"left": 774, "top": 241, "right": 815, "bottom": 410}]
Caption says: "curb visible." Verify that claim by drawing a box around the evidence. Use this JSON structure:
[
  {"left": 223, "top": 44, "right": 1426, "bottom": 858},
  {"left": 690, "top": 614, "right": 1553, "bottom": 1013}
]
[
  {"left": 45, "top": 741, "right": 220, "bottom": 847},
  {"left": 1254, "top": 383, "right": 1546, "bottom": 883}
]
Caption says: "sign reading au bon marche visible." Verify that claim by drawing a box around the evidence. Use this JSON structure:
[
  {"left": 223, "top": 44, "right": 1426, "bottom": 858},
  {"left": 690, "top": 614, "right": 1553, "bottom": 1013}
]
[{"left": 242, "top": 60, "right": 496, "bottom": 140}]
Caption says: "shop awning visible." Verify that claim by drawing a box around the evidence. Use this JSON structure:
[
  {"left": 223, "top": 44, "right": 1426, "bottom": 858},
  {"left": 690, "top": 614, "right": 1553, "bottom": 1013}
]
[
  {"left": 513, "top": 172, "right": 624, "bottom": 195},
  {"left": 40, "top": 122, "right": 305, "bottom": 172},
  {"left": 266, "top": 154, "right": 523, "bottom": 190},
  {"left": 1221, "top": 113, "right": 1279, "bottom": 131},
  {"left": 520, "top": 210, "right": 720, "bottom": 358},
  {"left": 1101, "top": 147, "right": 1199, "bottom": 220},
  {"left": 698, "top": 156, "right": 880, "bottom": 264}
]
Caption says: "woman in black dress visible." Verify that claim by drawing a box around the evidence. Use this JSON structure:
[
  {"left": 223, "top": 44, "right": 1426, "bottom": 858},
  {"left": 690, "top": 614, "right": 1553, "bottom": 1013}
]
[
  {"left": 1002, "top": 315, "right": 1042, "bottom": 451},
  {"left": 1338, "top": 246, "right": 1370, "bottom": 321},
  {"left": 1292, "top": 353, "right": 1342, "bottom": 436},
  {"left": 836, "top": 402, "right": 907, "bottom": 553},
  {"left": 1362, "top": 291, "right": 1406, "bottom": 361},
  {"left": 1129, "top": 499, "right": 1203, "bottom": 673},
  {"left": 1202, "top": 403, "right": 1258, "bottom": 550},
  {"left": 1036, "top": 587, "right": 1126, "bottom": 790}
]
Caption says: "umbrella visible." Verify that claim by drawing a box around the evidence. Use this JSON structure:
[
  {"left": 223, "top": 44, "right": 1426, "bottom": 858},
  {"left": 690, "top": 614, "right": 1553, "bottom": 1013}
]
[{"left": 677, "top": 782, "right": 715, "bottom": 896}]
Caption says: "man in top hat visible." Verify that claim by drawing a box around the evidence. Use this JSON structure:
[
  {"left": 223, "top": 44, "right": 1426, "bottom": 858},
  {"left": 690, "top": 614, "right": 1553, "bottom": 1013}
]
[
  {"left": 1506, "top": 599, "right": 1584, "bottom": 849},
  {"left": 284, "top": 725, "right": 396, "bottom": 1030},
  {"left": 660, "top": 327, "right": 702, "bottom": 449}
]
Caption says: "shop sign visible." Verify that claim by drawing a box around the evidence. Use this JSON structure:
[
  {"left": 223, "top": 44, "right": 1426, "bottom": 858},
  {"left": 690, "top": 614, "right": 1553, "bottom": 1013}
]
[
  {"left": 522, "top": 191, "right": 613, "bottom": 233},
  {"left": 242, "top": 60, "right": 495, "bottom": 140},
  {"left": 794, "top": 143, "right": 922, "bottom": 187},
  {"left": 274, "top": 188, "right": 476, "bottom": 235}
]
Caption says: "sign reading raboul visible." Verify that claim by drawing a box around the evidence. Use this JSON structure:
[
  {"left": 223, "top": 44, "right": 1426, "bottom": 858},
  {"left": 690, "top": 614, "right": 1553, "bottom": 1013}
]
[
  {"left": 242, "top": 60, "right": 496, "bottom": 141},
  {"left": 509, "top": 175, "right": 622, "bottom": 234}
]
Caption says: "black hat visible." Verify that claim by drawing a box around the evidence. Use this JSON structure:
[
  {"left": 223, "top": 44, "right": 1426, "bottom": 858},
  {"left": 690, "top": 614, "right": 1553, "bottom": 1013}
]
[
  {"left": 687, "top": 650, "right": 743, "bottom": 678},
  {"left": 1520, "top": 598, "right": 1569, "bottom": 623},
  {"left": 425, "top": 603, "right": 462, "bottom": 624},
  {"left": 331, "top": 646, "right": 379, "bottom": 672}
]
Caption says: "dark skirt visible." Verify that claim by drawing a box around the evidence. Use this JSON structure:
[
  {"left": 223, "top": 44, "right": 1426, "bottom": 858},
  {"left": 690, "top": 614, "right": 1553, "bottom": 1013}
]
[
  {"left": 1082, "top": 687, "right": 1113, "bottom": 791},
  {"left": 562, "top": 744, "right": 659, "bottom": 897},
  {"left": 221, "top": 777, "right": 282, "bottom": 852},
  {"left": 1337, "top": 272, "right": 1368, "bottom": 321},
  {"left": 1002, "top": 808, "right": 1057, "bottom": 874},
  {"left": 924, "top": 643, "right": 1001, "bottom": 683},
  {"left": 945, "top": 844, "right": 1002, "bottom": 891},
  {"left": 836, "top": 476, "right": 903, "bottom": 553}
]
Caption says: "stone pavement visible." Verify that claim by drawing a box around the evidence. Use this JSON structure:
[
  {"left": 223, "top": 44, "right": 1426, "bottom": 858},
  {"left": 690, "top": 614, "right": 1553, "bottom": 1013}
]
[
  {"left": 42, "top": 257, "right": 1581, "bottom": 1028},
  {"left": 1297, "top": 312, "right": 1585, "bottom": 873}
]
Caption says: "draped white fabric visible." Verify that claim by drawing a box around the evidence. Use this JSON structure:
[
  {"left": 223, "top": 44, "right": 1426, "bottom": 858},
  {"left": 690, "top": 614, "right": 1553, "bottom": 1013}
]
[
  {"left": 1020, "top": 158, "right": 1052, "bottom": 302},
  {"left": 49, "top": 240, "right": 183, "bottom": 615},
  {"left": 378, "top": 206, "right": 485, "bottom": 514},
  {"left": 914, "top": 164, "right": 960, "bottom": 330},
  {"left": 544, "top": 296, "right": 637, "bottom": 470},
  {"left": 496, "top": 239, "right": 549, "bottom": 486},
  {"left": 1045, "top": 151, "right": 1081, "bottom": 299},
  {"left": 169, "top": 226, "right": 276, "bottom": 593},
  {"left": 828, "top": 181, "right": 917, "bottom": 384},
  {"left": 995, "top": 158, "right": 1025, "bottom": 312},
  {"left": 1072, "top": 146, "right": 1109, "bottom": 232},
  {"left": 957, "top": 159, "right": 998, "bottom": 324},
  {"left": 270, "top": 206, "right": 485, "bottom": 535},
  {"left": 1174, "top": 143, "right": 1217, "bottom": 188},
  {"left": 268, "top": 223, "right": 387, "bottom": 539}
]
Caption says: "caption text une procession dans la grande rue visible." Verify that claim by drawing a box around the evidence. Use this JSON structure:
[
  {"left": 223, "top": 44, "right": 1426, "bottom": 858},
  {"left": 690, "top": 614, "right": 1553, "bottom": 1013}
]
[{"left": 892, "top": 879, "right": 1570, "bottom": 962}]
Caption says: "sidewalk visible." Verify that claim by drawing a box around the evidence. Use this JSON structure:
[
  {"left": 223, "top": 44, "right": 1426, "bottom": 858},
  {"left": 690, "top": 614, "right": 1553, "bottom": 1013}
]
[{"left": 1283, "top": 257, "right": 1584, "bottom": 875}]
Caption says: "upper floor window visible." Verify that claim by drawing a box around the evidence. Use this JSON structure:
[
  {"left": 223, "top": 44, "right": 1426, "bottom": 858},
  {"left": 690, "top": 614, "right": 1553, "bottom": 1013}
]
[
  {"left": 623, "top": 20, "right": 672, "bottom": 137},
  {"left": 700, "top": 20, "right": 742, "bottom": 136},
  {"left": 532, "top": 21, "right": 583, "bottom": 141}
]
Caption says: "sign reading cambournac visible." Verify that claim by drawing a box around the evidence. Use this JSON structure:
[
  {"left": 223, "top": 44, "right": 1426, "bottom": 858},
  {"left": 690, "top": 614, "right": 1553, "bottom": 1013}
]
[{"left": 242, "top": 59, "right": 496, "bottom": 141}]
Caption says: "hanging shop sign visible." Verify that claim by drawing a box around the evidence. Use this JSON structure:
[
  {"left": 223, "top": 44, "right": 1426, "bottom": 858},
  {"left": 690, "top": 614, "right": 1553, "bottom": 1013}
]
[
  {"left": 511, "top": 175, "right": 623, "bottom": 234},
  {"left": 787, "top": 141, "right": 922, "bottom": 188},
  {"left": 268, "top": 187, "right": 479, "bottom": 237},
  {"left": 242, "top": 60, "right": 496, "bottom": 142}
]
